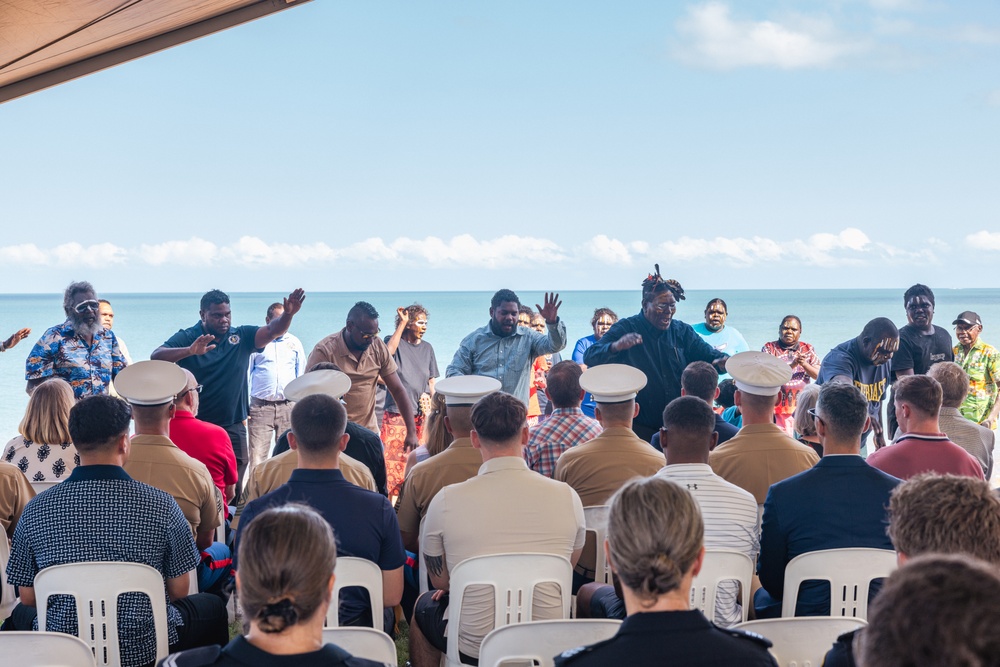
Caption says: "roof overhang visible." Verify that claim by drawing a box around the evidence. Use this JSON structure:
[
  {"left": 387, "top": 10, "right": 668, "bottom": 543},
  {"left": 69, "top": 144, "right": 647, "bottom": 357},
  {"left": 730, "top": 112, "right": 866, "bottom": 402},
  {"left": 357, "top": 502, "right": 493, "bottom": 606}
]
[{"left": 0, "top": 0, "right": 313, "bottom": 104}]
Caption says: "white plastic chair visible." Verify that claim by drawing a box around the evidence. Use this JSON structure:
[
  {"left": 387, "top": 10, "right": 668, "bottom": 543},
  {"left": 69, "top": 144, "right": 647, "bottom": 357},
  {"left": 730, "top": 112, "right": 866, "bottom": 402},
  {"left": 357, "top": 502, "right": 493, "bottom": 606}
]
[
  {"left": 322, "top": 626, "right": 398, "bottom": 665},
  {"left": 478, "top": 619, "right": 622, "bottom": 667},
  {"left": 30, "top": 480, "right": 59, "bottom": 495},
  {"left": 446, "top": 553, "right": 573, "bottom": 667},
  {"left": 781, "top": 548, "right": 897, "bottom": 619},
  {"left": 35, "top": 562, "right": 170, "bottom": 666},
  {"left": 1, "top": 536, "right": 18, "bottom": 621},
  {"left": 0, "top": 630, "right": 97, "bottom": 666},
  {"left": 735, "top": 617, "right": 867, "bottom": 667},
  {"left": 582, "top": 506, "right": 610, "bottom": 585},
  {"left": 327, "top": 557, "right": 384, "bottom": 629},
  {"left": 689, "top": 550, "right": 754, "bottom": 623}
]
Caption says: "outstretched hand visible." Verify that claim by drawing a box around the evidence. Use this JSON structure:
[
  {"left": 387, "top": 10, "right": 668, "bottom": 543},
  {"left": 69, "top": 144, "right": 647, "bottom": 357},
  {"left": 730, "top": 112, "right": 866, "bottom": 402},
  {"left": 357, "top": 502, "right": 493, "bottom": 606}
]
[
  {"left": 189, "top": 334, "right": 217, "bottom": 356},
  {"left": 536, "top": 292, "right": 562, "bottom": 323},
  {"left": 3, "top": 327, "right": 31, "bottom": 350},
  {"left": 283, "top": 288, "right": 306, "bottom": 317}
]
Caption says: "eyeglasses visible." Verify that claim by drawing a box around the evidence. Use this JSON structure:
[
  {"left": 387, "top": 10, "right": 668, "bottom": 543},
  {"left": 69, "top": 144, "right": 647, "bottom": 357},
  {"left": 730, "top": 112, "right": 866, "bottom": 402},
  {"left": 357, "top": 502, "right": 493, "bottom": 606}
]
[
  {"left": 359, "top": 329, "right": 380, "bottom": 340},
  {"left": 808, "top": 408, "right": 823, "bottom": 422},
  {"left": 74, "top": 300, "right": 100, "bottom": 313},
  {"left": 177, "top": 384, "right": 203, "bottom": 399}
]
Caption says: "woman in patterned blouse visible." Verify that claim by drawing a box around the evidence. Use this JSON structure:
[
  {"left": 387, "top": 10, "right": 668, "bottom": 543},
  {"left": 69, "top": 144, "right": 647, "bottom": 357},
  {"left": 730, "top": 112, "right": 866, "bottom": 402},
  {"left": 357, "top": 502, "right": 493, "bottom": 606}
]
[{"left": 3, "top": 378, "right": 79, "bottom": 482}]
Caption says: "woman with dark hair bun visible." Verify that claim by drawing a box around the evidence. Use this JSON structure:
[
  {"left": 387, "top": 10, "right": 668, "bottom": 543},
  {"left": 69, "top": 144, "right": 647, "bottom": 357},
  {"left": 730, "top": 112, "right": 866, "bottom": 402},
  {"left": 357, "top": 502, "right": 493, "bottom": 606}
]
[
  {"left": 161, "top": 504, "right": 388, "bottom": 666},
  {"left": 553, "top": 477, "right": 777, "bottom": 667}
]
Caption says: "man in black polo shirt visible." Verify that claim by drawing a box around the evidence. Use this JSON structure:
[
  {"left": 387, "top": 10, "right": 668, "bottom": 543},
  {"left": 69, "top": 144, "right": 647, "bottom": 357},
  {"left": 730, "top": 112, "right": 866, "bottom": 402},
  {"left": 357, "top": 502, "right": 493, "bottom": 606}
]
[{"left": 152, "top": 288, "right": 305, "bottom": 488}]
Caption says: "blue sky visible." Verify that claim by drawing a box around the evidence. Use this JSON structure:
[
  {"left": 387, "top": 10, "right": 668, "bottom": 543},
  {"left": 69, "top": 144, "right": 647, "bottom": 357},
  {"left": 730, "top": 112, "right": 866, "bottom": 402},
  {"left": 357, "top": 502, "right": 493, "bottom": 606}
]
[{"left": 1, "top": 0, "right": 998, "bottom": 293}]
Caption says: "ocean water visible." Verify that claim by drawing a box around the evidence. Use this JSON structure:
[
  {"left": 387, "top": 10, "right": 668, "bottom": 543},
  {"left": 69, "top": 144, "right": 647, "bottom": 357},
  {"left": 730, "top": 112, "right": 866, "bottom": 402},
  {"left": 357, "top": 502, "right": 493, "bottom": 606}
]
[{"left": 2, "top": 288, "right": 999, "bottom": 440}]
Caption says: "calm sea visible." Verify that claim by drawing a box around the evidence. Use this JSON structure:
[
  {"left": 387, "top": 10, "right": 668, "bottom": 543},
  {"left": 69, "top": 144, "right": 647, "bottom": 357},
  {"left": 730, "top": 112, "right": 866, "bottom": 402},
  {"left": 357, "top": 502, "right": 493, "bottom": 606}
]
[{"left": 2, "top": 289, "right": 999, "bottom": 439}]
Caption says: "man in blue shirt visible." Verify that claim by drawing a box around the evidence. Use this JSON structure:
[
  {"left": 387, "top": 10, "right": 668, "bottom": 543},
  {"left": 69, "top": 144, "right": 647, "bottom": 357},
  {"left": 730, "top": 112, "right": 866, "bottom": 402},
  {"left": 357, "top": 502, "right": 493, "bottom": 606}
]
[
  {"left": 584, "top": 267, "right": 727, "bottom": 442},
  {"left": 2, "top": 395, "right": 228, "bottom": 666},
  {"left": 247, "top": 302, "right": 306, "bottom": 476},
  {"left": 235, "top": 392, "right": 404, "bottom": 632},
  {"left": 152, "top": 288, "right": 305, "bottom": 488},
  {"left": 447, "top": 289, "right": 566, "bottom": 405}
]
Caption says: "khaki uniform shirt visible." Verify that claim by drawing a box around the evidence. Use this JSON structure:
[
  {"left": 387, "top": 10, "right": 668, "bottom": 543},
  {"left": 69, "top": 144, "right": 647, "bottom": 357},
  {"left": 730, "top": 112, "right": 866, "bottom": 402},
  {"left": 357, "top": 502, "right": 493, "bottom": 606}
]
[
  {"left": 125, "top": 434, "right": 222, "bottom": 536},
  {"left": 554, "top": 426, "right": 666, "bottom": 507},
  {"left": 397, "top": 437, "right": 483, "bottom": 536},
  {"left": 553, "top": 426, "right": 664, "bottom": 572},
  {"left": 709, "top": 423, "right": 820, "bottom": 505},
  {"left": 0, "top": 461, "right": 35, "bottom": 540},
  {"left": 306, "top": 330, "right": 398, "bottom": 432},
  {"left": 423, "top": 456, "right": 585, "bottom": 658}
]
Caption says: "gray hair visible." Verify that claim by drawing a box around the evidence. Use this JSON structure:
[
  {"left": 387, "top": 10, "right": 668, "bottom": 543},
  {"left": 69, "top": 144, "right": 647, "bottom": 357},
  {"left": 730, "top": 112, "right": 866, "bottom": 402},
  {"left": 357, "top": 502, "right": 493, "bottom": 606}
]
[
  {"left": 607, "top": 477, "right": 703, "bottom": 607},
  {"left": 793, "top": 384, "right": 821, "bottom": 438},
  {"left": 63, "top": 281, "right": 95, "bottom": 316}
]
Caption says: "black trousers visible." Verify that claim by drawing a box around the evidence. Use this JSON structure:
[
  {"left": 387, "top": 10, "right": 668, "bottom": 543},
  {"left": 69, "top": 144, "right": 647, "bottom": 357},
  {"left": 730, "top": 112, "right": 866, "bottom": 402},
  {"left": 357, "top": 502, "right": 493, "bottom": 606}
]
[{"left": 222, "top": 421, "right": 249, "bottom": 490}]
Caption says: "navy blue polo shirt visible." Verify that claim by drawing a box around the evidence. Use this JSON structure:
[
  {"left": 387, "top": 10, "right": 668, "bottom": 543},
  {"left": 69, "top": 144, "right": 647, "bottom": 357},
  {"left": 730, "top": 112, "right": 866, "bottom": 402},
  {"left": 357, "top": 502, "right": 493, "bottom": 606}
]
[
  {"left": 164, "top": 323, "right": 261, "bottom": 426},
  {"left": 7, "top": 464, "right": 198, "bottom": 667},
  {"left": 234, "top": 468, "right": 405, "bottom": 623}
]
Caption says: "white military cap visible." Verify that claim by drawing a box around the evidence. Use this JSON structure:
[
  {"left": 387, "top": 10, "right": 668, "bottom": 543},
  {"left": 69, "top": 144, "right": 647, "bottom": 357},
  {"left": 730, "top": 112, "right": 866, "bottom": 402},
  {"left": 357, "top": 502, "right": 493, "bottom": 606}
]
[
  {"left": 580, "top": 364, "right": 648, "bottom": 403},
  {"left": 113, "top": 360, "right": 187, "bottom": 405},
  {"left": 284, "top": 370, "right": 352, "bottom": 402},
  {"left": 727, "top": 351, "right": 792, "bottom": 396},
  {"left": 436, "top": 375, "right": 502, "bottom": 406}
]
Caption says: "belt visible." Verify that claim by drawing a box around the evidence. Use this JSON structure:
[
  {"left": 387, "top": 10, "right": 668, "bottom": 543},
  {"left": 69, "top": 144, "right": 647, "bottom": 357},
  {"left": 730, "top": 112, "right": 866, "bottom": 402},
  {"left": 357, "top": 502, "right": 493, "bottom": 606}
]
[{"left": 252, "top": 397, "right": 290, "bottom": 404}]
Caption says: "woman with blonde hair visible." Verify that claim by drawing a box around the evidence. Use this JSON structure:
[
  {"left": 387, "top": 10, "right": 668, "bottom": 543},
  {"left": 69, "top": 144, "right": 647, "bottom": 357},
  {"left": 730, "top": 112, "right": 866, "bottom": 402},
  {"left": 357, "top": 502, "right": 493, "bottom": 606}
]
[
  {"left": 162, "top": 503, "right": 386, "bottom": 666},
  {"left": 3, "top": 378, "right": 77, "bottom": 481},
  {"left": 792, "top": 384, "right": 823, "bottom": 457},
  {"left": 554, "top": 477, "right": 776, "bottom": 666},
  {"left": 403, "top": 392, "right": 453, "bottom": 478}
]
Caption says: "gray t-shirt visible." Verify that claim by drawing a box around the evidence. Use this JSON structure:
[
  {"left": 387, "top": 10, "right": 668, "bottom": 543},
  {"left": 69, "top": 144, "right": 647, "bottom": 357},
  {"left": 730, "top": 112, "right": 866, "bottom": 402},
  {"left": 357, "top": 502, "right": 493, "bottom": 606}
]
[{"left": 384, "top": 337, "right": 439, "bottom": 415}]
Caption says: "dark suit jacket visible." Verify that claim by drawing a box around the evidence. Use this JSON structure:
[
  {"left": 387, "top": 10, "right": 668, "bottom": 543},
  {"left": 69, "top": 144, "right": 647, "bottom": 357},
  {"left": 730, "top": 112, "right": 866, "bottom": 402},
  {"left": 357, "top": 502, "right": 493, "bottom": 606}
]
[{"left": 756, "top": 455, "right": 900, "bottom": 617}]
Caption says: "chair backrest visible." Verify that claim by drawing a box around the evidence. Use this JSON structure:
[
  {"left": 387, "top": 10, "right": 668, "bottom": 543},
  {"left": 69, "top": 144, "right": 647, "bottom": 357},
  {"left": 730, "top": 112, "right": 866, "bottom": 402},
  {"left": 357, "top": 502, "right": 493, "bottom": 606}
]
[
  {"left": 322, "top": 626, "right": 398, "bottom": 666},
  {"left": 0, "top": 535, "right": 18, "bottom": 621},
  {"left": 30, "top": 480, "right": 59, "bottom": 495},
  {"left": 34, "top": 561, "right": 170, "bottom": 666},
  {"left": 478, "top": 619, "right": 622, "bottom": 667},
  {"left": 582, "top": 506, "right": 610, "bottom": 585},
  {"left": 781, "top": 548, "right": 897, "bottom": 619},
  {"left": 734, "top": 617, "right": 867, "bottom": 667},
  {"left": 689, "top": 550, "right": 754, "bottom": 623},
  {"left": 447, "top": 553, "right": 573, "bottom": 667},
  {"left": 327, "top": 556, "right": 384, "bottom": 629},
  {"left": 0, "top": 630, "right": 98, "bottom": 666}
]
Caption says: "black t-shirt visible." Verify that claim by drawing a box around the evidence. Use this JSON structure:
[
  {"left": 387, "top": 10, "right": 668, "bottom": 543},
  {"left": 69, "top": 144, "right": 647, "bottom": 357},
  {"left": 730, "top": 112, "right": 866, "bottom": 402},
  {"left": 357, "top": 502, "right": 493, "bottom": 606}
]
[
  {"left": 164, "top": 323, "right": 261, "bottom": 426},
  {"left": 891, "top": 324, "right": 954, "bottom": 379},
  {"left": 159, "top": 635, "right": 389, "bottom": 667}
]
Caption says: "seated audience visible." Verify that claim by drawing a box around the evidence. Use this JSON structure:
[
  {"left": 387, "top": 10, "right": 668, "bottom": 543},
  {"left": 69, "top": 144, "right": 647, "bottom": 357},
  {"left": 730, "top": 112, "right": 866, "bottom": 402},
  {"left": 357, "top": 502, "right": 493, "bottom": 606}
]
[
  {"left": 524, "top": 361, "right": 602, "bottom": 478},
  {"left": 3, "top": 378, "right": 78, "bottom": 481},
  {"left": 755, "top": 383, "right": 900, "bottom": 618},
  {"left": 554, "top": 476, "right": 776, "bottom": 666},
  {"left": 0, "top": 461, "right": 34, "bottom": 541},
  {"left": 857, "top": 555, "right": 1000, "bottom": 667},
  {"left": 410, "top": 391, "right": 584, "bottom": 666},
  {"left": 2, "top": 395, "right": 228, "bottom": 665},
  {"left": 927, "top": 361, "right": 994, "bottom": 478},
  {"left": 866, "top": 374, "right": 984, "bottom": 480},
  {"left": 651, "top": 361, "right": 738, "bottom": 451},
  {"left": 235, "top": 393, "right": 404, "bottom": 633},
  {"left": 162, "top": 504, "right": 387, "bottom": 666},
  {"left": 824, "top": 473, "right": 1000, "bottom": 666},
  {"left": 790, "top": 384, "right": 822, "bottom": 456},
  {"left": 402, "top": 392, "right": 452, "bottom": 477}
]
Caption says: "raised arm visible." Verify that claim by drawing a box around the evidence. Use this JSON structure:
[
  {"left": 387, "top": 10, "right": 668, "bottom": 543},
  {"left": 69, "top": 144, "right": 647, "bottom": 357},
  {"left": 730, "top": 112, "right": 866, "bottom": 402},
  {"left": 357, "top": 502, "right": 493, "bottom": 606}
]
[{"left": 254, "top": 288, "right": 305, "bottom": 348}]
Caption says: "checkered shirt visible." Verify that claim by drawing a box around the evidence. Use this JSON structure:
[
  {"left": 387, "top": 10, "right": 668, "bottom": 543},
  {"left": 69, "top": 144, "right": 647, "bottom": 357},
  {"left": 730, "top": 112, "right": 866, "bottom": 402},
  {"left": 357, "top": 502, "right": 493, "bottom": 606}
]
[
  {"left": 6, "top": 465, "right": 199, "bottom": 667},
  {"left": 525, "top": 408, "right": 603, "bottom": 478}
]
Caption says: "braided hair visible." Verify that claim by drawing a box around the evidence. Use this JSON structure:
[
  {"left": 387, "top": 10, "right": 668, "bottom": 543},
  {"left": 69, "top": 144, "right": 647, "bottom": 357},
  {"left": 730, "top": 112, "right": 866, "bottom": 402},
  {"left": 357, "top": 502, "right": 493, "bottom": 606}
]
[{"left": 641, "top": 264, "right": 685, "bottom": 306}]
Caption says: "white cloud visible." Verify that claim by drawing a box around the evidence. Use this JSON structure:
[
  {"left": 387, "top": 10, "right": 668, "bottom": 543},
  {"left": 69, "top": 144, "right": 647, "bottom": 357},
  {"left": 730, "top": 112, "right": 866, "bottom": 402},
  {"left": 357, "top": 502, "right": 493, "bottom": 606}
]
[
  {"left": 950, "top": 25, "right": 1000, "bottom": 45},
  {"left": 966, "top": 231, "right": 1000, "bottom": 251},
  {"left": 0, "top": 230, "right": 949, "bottom": 271},
  {"left": 673, "top": 2, "right": 867, "bottom": 70}
]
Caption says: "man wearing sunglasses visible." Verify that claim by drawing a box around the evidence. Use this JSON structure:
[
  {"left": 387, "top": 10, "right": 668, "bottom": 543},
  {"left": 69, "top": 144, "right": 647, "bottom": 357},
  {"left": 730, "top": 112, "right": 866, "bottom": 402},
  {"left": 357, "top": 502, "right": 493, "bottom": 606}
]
[{"left": 24, "top": 281, "right": 127, "bottom": 399}]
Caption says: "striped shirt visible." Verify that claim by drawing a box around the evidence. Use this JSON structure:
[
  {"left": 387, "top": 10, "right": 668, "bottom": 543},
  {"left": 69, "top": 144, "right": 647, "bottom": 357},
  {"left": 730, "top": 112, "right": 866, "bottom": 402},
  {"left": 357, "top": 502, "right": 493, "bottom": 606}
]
[
  {"left": 657, "top": 463, "right": 760, "bottom": 627},
  {"left": 524, "top": 408, "right": 603, "bottom": 478}
]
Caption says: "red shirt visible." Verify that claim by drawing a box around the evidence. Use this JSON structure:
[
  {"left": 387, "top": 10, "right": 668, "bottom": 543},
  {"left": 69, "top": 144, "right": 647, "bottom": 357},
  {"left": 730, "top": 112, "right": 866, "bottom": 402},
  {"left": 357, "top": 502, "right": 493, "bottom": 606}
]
[
  {"left": 866, "top": 433, "right": 985, "bottom": 481},
  {"left": 169, "top": 410, "right": 238, "bottom": 512}
]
